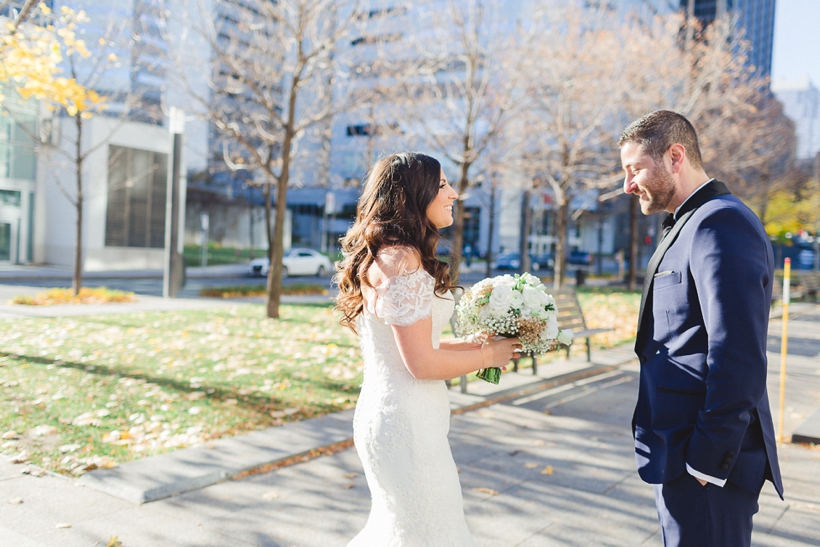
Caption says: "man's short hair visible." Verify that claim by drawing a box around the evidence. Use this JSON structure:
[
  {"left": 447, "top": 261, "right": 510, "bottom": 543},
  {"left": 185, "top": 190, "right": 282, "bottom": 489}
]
[{"left": 618, "top": 110, "right": 704, "bottom": 169}]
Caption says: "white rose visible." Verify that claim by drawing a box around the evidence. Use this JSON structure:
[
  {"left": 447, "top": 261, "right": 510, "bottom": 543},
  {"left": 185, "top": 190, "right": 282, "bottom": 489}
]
[
  {"left": 489, "top": 284, "right": 514, "bottom": 314},
  {"left": 509, "top": 289, "right": 524, "bottom": 310},
  {"left": 557, "top": 329, "right": 574, "bottom": 346},
  {"left": 495, "top": 275, "right": 517, "bottom": 287},
  {"left": 542, "top": 318, "right": 559, "bottom": 340},
  {"left": 521, "top": 286, "right": 547, "bottom": 311},
  {"left": 520, "top": 272, "right": 539, "bottom": 286}
]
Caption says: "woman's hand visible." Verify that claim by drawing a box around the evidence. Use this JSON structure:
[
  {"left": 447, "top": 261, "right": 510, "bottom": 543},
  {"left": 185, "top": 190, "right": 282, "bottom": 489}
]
[{"left": 483, "top": 337, "right": 523, "bottom": 368}]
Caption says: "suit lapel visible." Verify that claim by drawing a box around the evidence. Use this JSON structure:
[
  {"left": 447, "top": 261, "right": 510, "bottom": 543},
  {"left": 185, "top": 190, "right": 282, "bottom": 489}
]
[{"left": 634, "top": 180, "right": 731, "bottom": 352}]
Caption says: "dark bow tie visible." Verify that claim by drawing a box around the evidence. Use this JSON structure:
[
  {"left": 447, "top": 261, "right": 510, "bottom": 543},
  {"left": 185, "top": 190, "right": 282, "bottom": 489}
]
[{"left": 662, "top": 214, "right": 676, "bottom": 239}]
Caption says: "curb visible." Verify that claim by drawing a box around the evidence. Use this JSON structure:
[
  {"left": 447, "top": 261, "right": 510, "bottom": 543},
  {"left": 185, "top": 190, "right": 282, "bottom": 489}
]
[
  {"left": 79, "top": 360, "right": 633, "bottom": 505},
  {"left": 791, "top": 408, "right": 820, "bottom": 445},
  {"left": 78, "top": 410, "right": 355, "bottom": 504}
]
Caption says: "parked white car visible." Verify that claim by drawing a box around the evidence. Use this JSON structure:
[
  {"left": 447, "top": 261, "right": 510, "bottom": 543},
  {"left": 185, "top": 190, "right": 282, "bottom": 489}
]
[{"left": 248, "top": 248, "right": 333, "bottom": 278}]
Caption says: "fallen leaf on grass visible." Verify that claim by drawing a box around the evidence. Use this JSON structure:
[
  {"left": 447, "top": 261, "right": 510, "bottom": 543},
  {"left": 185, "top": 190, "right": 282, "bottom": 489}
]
[
  {"left": 107, "top": 536, "right": 123, "bottom": 547},
  {"left": 343, "top": 472, "right": 357, "bottom": 478},
  {"left": 10, "top": 451, "right": 29, "bottom": 464},
  {"left": 473, "top": 487, "right": 499, "bottom": 495},
  {"left": 72, "top": 413, "right": 102, "bottom": 427},
  {"left": 55, "top": 522, "right": 72, "bottom": 529},
  {"left": 341, "top": 482, "right": 355, "bottom": 489},
  {"left": 540, "top": 466, "right": 554, "bottom": 475},
  {"left": 30, "top": 425, "right": 58, "bottom": 436}
]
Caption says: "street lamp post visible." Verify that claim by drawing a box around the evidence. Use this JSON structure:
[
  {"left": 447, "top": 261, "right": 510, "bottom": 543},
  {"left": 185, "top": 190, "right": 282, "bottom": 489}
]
[{"left": 163, "top": 108, "right": 185, "bottom": 298}]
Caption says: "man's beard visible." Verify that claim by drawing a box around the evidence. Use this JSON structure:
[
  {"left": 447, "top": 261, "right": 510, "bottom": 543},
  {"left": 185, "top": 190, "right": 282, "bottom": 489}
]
[{"left": 640, "top": 163, "right": 676, "bottom": 215}]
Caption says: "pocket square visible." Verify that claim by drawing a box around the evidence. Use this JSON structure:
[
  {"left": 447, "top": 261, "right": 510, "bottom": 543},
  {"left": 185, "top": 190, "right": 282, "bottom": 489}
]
[{"left": 654, "top": 270, "right": 675, "bottom": 278}]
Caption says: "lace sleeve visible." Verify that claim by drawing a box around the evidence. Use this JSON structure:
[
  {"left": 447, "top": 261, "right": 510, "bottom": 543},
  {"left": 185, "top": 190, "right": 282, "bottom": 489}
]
[{"left": 374, "top": 268, "right": 435, "bottom": 326}]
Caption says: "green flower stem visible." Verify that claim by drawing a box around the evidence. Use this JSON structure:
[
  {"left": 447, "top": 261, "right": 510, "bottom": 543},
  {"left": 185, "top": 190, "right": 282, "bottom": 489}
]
[{"left": 476, "top": 367, "right": 502, "bottom": 384}]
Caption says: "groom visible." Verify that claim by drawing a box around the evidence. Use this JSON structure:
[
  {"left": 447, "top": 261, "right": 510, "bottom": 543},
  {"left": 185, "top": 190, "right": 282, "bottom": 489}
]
[{"left": 618, "top": 111, "right": 783, "bottom": 546}]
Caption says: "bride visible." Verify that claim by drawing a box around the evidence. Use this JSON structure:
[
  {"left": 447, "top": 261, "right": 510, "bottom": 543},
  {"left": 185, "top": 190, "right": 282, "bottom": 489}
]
[{"left": 335, "top": 152, "right": 521, "bottom": 546}]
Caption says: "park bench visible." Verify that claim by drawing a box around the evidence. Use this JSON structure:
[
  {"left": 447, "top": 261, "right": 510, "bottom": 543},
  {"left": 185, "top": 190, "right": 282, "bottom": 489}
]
[{"left": 798, "top": 271, "right": 820, "bottom": 302}]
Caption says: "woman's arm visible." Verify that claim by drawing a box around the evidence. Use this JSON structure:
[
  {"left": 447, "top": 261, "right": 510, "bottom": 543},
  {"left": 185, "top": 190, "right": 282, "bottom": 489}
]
[
  {"left": 392, "top": 320, "right": 520, "bottom": 381},
  {"left": 439, "top": 338, "right": 482, "bottom": 352},
  {"left": 365, "top": 246, "right": 519, "bottom": 380}
]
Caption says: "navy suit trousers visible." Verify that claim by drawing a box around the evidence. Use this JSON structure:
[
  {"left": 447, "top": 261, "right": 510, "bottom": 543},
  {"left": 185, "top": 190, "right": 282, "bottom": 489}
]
[{"left": 653, "top": 473, "right": 760, "bottom": 547}]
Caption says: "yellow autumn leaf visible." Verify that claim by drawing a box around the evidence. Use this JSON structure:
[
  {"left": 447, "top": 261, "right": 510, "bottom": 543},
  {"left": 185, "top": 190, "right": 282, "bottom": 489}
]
[
  {"left": 0, "top": 4, "right": 105, "bottom": 114},
  {"left": 540, "top": 465, "right": 554, "bottom": 475}
]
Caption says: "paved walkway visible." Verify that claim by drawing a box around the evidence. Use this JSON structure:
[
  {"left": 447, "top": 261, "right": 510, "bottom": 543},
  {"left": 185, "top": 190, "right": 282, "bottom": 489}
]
[{"left": 1, "top": 294, "right": 818, "bottom": 546}]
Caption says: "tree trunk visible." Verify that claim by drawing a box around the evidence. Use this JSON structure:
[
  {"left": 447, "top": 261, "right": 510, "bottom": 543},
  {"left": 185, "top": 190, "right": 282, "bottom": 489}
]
[
  {"left": 519, "top": 189, "right": 532, "bottom": 274},
  {"left": 449, "top": 159, "right": 471, "bottom": 284},
  {"left": 263, "top": 175, "right": 273, "bottom": 250},
  {"left": 628, "top": 195, "right": 638, "bottom": 290},
  {"left": 72, "top": 114, "right": 83, "bottom": 296},
  {"left": 553, "top": 194, "right": 569, "bottom": 289},
  {"left": 266, "top": 85, "right": 299, "bottom": 319}
]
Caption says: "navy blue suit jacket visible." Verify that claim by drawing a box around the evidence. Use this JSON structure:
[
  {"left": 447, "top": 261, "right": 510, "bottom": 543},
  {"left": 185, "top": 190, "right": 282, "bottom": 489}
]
[{"left": 633, "top": 180, "right": 783, "bottom": 498}]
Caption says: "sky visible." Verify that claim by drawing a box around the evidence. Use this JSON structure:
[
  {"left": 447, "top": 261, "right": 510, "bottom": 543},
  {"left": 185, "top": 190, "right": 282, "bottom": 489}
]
[{"left": 771, "top": 0, "right": 820, "bottom": 86}]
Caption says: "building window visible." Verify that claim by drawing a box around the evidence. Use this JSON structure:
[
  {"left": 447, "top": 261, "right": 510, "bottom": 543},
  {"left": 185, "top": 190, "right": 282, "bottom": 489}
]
[
  {"left": 0, "top": 101, "right": 37, "bottom": 181},
  {"left": 350, "top": 33, "right": 402, "bottom": 46},
  {"left": 0, "top": 189, "right": 22, "bottom": 207},
  {"left": 356, "top": 6, "right": 408, "bottom": 21},
  {"left": 105, "top": 145, "right": 168, "bottom": 248},
  {"left": 0, "top": 223, "right": 9, "bottom": 261},
  {"left": 346, "top": 122, "right": 401, "bottom": 137}
]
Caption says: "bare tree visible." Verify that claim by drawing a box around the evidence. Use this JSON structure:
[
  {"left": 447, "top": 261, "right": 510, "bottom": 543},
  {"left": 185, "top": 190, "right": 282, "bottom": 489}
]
[
  {"left": 397, "top": 0, "right": 535, "bottom": 283},
  {"left": 173, "top": 0, "right": 395, "bottom": 318},
  {"left": 48, "top": 7, "right": 160, "bottom": 295},
  {"left": 3, "top": 3, "right": 154, "bottom": 294},
  {"left": 519, "top": 4, "right": 627, "bottom": 288},
  {"left": 610, "top": 10, "right": 791, "bottom": 287}
]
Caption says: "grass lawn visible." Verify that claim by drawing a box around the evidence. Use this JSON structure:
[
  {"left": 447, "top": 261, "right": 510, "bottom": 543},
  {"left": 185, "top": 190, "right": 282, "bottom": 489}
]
[
  {"left": 0, "top": 304, "right": 361, "bottom": 476},
  {"left": 575, "top": 286, "right": 641, "bottom": 350},
  {"left": 0, "top": 288, "right": 641, "bottom": 476}
]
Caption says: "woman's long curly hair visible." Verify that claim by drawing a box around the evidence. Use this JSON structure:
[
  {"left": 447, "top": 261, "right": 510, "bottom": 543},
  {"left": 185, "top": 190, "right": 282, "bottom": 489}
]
[{"left": 334, "top": 152, "right": 454, "bottom": 331}]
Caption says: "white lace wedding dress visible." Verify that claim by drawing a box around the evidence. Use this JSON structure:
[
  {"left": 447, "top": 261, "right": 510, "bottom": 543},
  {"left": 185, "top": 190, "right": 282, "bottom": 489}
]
[{"left": 347, "top": 268, "right": 475, "bottom": 547}]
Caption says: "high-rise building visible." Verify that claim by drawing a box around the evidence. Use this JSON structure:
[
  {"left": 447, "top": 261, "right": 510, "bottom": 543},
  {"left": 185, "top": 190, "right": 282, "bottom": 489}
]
[
  {"left": 680, "top": 0, "right": 776, "bottom": 78},
  {"left": 773, "top": 77, "right": 820, "bottom": 161}
]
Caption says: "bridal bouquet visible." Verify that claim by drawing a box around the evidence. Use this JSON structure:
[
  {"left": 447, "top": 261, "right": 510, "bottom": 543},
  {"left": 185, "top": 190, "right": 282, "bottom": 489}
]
[{"left": 455, "top": 273, "right": 573, "bottom": 384}]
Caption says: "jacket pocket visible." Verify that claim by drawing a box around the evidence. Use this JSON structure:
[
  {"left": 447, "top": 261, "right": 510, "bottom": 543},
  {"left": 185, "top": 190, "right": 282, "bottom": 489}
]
[{"left": 653, "top": 270, "right": 681, "bottom": 290}]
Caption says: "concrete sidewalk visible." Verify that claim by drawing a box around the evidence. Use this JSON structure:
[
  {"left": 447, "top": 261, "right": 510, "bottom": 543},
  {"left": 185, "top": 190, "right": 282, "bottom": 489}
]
[{"left": 1, "top": 308, "right": 818, "bottom": 546}]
